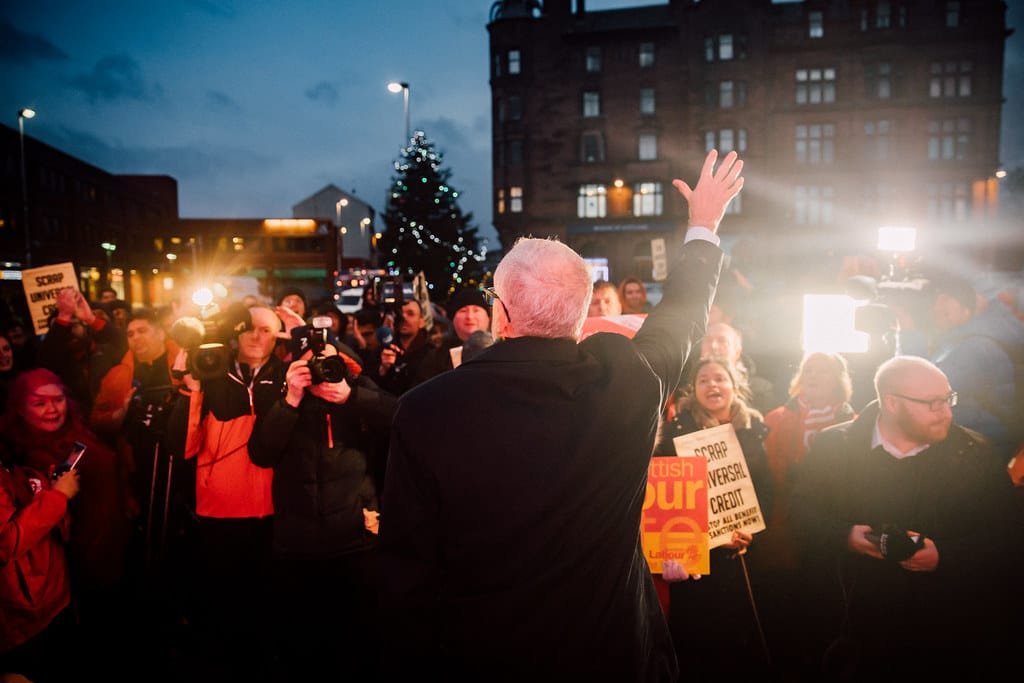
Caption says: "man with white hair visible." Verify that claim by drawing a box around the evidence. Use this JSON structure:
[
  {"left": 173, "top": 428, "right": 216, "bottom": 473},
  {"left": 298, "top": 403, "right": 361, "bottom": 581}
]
[
  {"left": 379, "top": 150, "right": 743, "bottom": 681},
  {"left": 791, "top": 355, "right": 1022, "bottom": 679}
]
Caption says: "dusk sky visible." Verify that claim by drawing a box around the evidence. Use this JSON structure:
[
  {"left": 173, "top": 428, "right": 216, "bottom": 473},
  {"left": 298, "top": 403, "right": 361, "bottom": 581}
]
[{"left": 3, "top": 0, "right": 1023, "bottom": 253}]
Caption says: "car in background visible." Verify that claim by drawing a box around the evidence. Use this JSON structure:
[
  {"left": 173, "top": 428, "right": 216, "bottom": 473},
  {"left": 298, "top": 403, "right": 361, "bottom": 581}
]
[{"left": 335, "top": 282, "right": 415, "bottom": 314}]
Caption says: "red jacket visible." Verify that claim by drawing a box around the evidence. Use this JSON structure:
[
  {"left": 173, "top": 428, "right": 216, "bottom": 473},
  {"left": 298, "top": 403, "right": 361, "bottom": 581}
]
[{"left": 0, "top": 464, "right": 71, "bottom": 653}]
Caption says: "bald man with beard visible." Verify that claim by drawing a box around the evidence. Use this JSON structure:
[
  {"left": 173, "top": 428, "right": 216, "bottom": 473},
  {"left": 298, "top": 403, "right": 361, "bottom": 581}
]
[{"left": 791, "top": 355, "right": 1022, "bottom": 680}]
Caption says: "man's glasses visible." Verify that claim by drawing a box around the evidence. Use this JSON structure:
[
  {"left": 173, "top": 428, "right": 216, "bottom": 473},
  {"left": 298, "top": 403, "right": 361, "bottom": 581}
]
[
  {"left": 890, "top": 391, "right": 958, "bottom": 412},
  {"left": 483, "top": 286, "right": 511, "bottom": 322}
]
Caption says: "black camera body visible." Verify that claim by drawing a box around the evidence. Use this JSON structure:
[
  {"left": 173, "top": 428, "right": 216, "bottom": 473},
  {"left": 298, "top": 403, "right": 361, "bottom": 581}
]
[
  {"left": 290, "top": 316, "right": 349, "bottom": 385},
  {"left": 866, "top": 523, "right": 925, "bottom": 562},
  {"left": 169, "top": 316, "right": 233, "bottom": 383}
]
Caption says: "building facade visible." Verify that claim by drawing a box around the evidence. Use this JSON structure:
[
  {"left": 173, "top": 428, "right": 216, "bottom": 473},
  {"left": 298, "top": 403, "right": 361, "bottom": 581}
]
[{"left": 488, "top": 0, "right": 1011, "bottom": 282}]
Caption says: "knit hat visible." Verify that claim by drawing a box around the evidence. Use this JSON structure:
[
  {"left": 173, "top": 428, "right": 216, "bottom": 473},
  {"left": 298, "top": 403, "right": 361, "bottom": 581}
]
[
  {"left": 277, "top": 287, "right": 308, "bottom": 315},
  {"left": 446, "top": 288, "right": 490, "bottom": 319}
]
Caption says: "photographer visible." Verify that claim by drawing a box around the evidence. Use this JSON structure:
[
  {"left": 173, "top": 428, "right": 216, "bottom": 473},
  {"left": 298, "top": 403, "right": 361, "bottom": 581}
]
[
  {"left": 248, "top": 330, "right": 397, "bottom": 681},
  {"left": 162, "top": 303, "right": 285, "bottom": 679},
  {"left": 790, "top": 356, "right": 1023, "bottom": 678}
]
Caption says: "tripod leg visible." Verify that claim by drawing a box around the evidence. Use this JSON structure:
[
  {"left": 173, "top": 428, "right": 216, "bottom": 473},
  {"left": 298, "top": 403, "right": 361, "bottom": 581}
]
[
  {"left": 159, "top": 450, "right": 174, "bottom": 564},
  {"left": 145, "top": 441, "right": 161, "bottom": 570}
]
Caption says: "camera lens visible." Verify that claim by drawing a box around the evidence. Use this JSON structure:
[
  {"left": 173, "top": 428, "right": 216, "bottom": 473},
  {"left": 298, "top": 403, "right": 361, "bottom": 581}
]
[{"left": 309, "top": 355, "right": 347, "bottom": 384}]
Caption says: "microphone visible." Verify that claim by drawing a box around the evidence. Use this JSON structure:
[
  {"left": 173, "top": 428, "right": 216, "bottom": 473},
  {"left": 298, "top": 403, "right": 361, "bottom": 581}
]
[{"left": 376, "top": 326, "right": 395, "bottom": 347}]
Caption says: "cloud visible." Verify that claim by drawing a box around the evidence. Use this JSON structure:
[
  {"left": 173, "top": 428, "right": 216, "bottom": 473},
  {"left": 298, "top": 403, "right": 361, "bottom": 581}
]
[
  {"left": 65, "top": 54, "right": 162, "bottom": 103},
  {"left": 305, "top": 81, "right": 339, "bottom": 105},
  {"left": 206, "top": 89, "right": 241, "bottom": 113},
  {"left": 0, "top": 20, "right": 69, "bottom": 64},
  {"left": 46, "top": 124, "right": 274, "bottom": 184}
]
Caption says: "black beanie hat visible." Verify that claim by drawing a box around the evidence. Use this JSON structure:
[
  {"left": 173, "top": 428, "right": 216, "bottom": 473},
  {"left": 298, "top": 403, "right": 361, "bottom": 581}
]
[{"left": 446, "top": 288, "right": 490, "bottom": 319}]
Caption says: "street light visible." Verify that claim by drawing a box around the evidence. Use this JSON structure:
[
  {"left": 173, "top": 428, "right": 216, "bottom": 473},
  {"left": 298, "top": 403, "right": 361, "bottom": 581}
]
[
  {"left": 17, "top": 108, "right": 35, "bottom": 268},
  {"left": 101, "top": 242, "right": 117, "bottom": 289},
  {"left": 387, "top": 81, "right": 410, "bottom": 145}
]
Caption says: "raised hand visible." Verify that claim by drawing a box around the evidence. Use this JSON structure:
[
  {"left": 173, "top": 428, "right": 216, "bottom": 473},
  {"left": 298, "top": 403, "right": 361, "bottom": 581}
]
[{"left": 671, "top": 149, "right": 744, "bottom": 233}]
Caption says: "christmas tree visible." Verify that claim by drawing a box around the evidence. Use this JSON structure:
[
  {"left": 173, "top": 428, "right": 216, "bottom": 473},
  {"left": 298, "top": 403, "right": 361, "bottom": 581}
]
[{"left": 379, "top": 130, "right": 486, "bottom": 295}]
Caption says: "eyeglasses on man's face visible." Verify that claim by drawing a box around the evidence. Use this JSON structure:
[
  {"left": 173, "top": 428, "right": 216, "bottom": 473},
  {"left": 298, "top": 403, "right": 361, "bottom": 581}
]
[
  {"left": 483, "top": 286, "right": 511, "bottom": 322},
  {"left": 890, "top": 391, "right": 958, "bottom": 412}
]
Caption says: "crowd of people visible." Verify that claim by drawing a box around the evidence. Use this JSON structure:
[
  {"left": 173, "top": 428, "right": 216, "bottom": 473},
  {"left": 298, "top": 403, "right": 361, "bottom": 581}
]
[{"left": 2, "top": 149, "right": 1022, "bottom": 682}]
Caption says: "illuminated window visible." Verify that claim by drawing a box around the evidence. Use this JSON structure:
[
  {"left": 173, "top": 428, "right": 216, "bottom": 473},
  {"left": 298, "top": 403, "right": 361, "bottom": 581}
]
[
  {"left": 633, "top": 182, "right": 663, "bottom": 217},
  {"left": 578, "top": 184, "right": 608, "bottom": 218},
  {"left": 719, "top": 34, "right": 733, "bottom": 61},
  {"left": 586, "top": 47, "right": 601, "bottom": 73},
  {"left": 510, "top": 186, "right": 523, "bottom": 213},
  {"left": 497, "top": 188, "right": 506, "bottom": 214},
  {"left": 583, "top": 91, "right": 601, "bottom": 117},
  {"left": 795, "top": 68, "right": 836, "bottom": 104},
  {"left": 876, "top": 1, "right": 890, "bottom": 28},
  {"left": 705, "top": 129, "right": 747, "bottom": 153}
]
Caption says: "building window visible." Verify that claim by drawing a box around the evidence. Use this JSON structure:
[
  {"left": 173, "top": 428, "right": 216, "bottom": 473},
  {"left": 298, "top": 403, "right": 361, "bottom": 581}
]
[
  {"left": 508, "top": 49, "right": 521, "bottom": 75},
  {"left": 581, "top": 132, "right": 605, "bottom": 163},
  {"left": 876, "top": 1, "right": 890, "bottom": 28},
  {"left": 583, "top": 91, "right": 601, "bottom": 117},
  {"left": 633, "top": 182, "right": 664, "bottom": 216},
  {"left": 508, "top": 140, "right": 523, "bottom": 165},
  {"left": 719, "top": 34, "right": 734, "bottom": 61},
  {"left": 639, "top": 88, "right": 656, "bottom": 115},
  {"left": 586, "top": 47, "right": 601, "bottom": 73},
  {"left": 929, "top": 60, "right": 972, "bottom": 98},
  {"left": 716, "top": 80, "right": 746, "bottom": 109},
  {"left": 928, "top": 118, "right": 970, "bottom": 161},
  {"left": 638, "top": 134, "right": 658, "bottom": 160},
  {"left": 510, "top": 186, "right": 523, "bottom": 213},
  {"left": 494, "top": 53, "right": 502, "bottom": 78},
  {"left": 795, "top": 185, "right": 834, "bottom": 224},
  {"left": 497, "top": 97, "right": 505, "bottom": 122},
  {"left": 945, "top": 1, "right": 960, "bottom": 28},
  {"left": 795, "top": 68, "right": 836, "bottom": 104},
  {"left": 864, "top": 120, "right": 891, "bottom": 161},
  {"left": 927, "top": 182, "right": 969, "bottom": 222},
  {"left": 497, "top": 188, "right": 506, "bottom": 214},
  {"left": 578, "top": 184, "right": 608, "bottom": 218},
  {"left": 720, "top": 81, "right": 734, "bottom": 108},
  {"left": 639, "top": 42, "right": 655, "bottom": 68},
  {"left": 876, "top": 62, "right": 891, "bottom": 99},
  {"left": 508, "top": 95, "right": 522, "bottom": 120},
  {"left": 861, "top": 183, "right": 896, "bottom": 217},
  {"left": 705, "top": 129, "right": 748, "bottom": 154},
  {"left": 795, "top": 124, "right": 835, "bottom": 164},
  {"left": 809, "top": 11, "right": 824, "bottom": 38}
]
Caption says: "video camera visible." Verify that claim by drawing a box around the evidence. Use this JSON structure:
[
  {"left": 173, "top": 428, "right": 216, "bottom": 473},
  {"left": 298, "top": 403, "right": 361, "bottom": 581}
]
[
  {"left": 289, "top": 316, "right": 350, "bottom": 384},
  {"left": 169, "top": 316, "right": 233, "bottom": 383}
]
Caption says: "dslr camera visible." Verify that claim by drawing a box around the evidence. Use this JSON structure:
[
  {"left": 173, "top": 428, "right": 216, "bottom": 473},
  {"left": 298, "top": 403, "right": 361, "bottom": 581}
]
[{"left": 289, "top": 316, "right": 349, "bottom": 384}]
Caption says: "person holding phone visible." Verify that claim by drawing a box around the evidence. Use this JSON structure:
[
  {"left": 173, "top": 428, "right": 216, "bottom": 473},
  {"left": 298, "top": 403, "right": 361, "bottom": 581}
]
[
  {"left": 0, "top": 442, "right": 80, "bottom": 682},
  {"left": 0, "top": 368, "right": 133, "bottom": 679}
]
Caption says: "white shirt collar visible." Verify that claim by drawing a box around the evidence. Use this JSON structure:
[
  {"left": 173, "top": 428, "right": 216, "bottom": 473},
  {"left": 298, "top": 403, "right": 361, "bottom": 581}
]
[{"left": 872, "top": 419, "right": 931, "bottom": 459}]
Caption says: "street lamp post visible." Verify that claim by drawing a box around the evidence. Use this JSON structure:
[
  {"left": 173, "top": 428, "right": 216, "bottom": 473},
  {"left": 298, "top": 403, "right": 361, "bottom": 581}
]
[
  {"left": 387, "top": 81, "right": 410, "bottom": 145},
  {"left": 101, "top": 242, "right": 117, "bottom": 289},
  {"left": 17, "top": 108, "right": 35, "bottom": 268},
  {"left": 335, "top": 198, "right": 349, "bottom": 277}
]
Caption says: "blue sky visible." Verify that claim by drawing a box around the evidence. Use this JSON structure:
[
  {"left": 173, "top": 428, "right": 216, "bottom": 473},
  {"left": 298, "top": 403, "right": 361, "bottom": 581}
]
[{"left": 3, "top": 0, "right": 1022, "bottom": 253}]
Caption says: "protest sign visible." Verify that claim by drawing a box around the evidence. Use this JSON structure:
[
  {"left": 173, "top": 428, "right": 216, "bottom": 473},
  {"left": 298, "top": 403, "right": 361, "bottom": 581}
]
[
  {"left": 673, "top": 423, "right": 766, "bottom": 549},
  {"left": 21, "top": 262, "right": 78, "bottom": 335},
  {"left": 640, "top": 456, "right": 709, "bottom": 575}
]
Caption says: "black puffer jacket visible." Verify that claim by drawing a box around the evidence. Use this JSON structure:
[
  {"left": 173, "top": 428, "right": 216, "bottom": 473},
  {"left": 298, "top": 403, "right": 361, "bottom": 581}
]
[{"left": 248, "top": 373, "right": 397, "bottom": 558}]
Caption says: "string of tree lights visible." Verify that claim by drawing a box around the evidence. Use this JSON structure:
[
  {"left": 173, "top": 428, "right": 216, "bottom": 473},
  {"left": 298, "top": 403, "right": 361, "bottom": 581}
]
[{"left": 378, "top": 130, "right": 487, "bottom": 295}]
